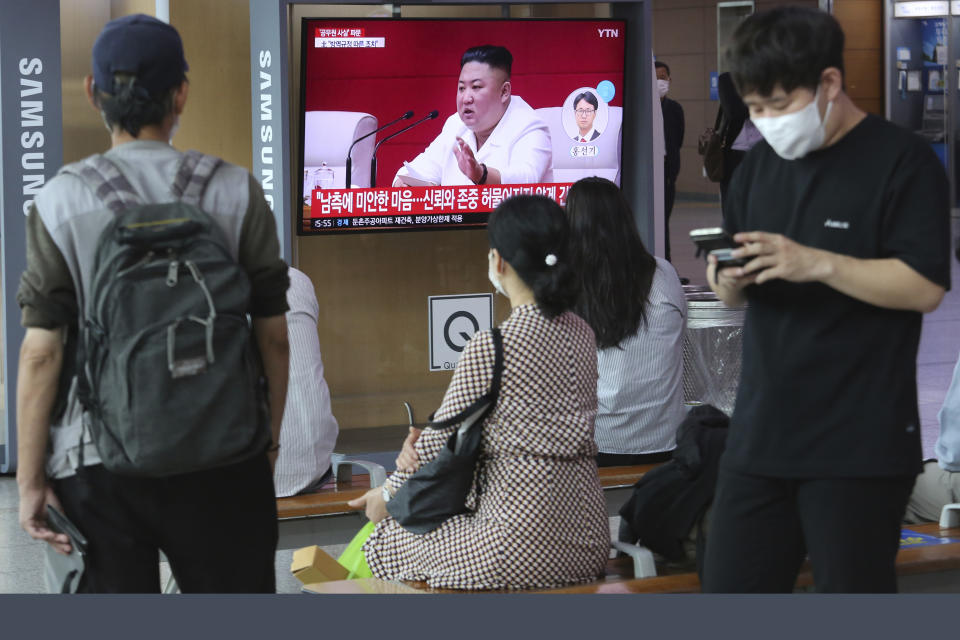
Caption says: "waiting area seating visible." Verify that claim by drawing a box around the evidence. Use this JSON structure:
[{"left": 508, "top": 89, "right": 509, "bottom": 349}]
[
  {"left": 275, "top": 462, "right": 659, "bottom": 551},
  {"left": 301, "top": 520, "right": 960, "bottom": 594},
  {"left": 278, "top": 462, "right": 657, "bottom": 517}
]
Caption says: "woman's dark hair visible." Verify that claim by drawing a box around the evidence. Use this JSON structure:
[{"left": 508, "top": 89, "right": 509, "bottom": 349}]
[
  {"left": 573, "top": 91, "right": 599, "bottom": 111},
  {"left": 565, "top": 177, "right": 656, "bottom": 349},
  {"left": 461, "top": 45, "right": 513, "bottom": 78},
  {"left": 487, "top": 195, "right": 576, "bottom": 320},
  {"left": 726, "top": 7, "right": 844, "bottom": 97},
  {"left": 93, "top": 72, "right": 180, "bottom": 137}
]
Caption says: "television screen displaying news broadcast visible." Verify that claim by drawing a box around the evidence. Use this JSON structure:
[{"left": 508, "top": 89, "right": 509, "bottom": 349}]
[{"left": 298, "top": 18, "right": 627, "bottom": 234}]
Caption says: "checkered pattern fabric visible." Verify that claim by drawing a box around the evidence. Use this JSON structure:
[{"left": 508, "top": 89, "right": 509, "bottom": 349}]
[{"left": 367, "top": 304, "right": 610, "bottom": 590}]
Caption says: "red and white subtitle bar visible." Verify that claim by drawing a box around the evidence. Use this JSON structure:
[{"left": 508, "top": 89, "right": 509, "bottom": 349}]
[{"left": 310, "top": 183, "right": 574, "bottom": 218}]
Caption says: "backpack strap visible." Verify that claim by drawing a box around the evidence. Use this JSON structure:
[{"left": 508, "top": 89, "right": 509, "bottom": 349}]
[
  {"left": 61, "top": 155, "right": 142, "bottom": 213},
  {"left": 172, "top": 150, "right": 222, "bottom": 207}
]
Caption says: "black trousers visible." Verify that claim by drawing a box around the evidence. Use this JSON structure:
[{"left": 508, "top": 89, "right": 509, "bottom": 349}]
[
  {"left": 702, "top": 468, "right": 915, "bottom": 593},
  {"left": 664, "top": 178, "right": 677, "bottom": 262},
  {"left": 54, "top": 453, "right": 278, "bottom": 593}
]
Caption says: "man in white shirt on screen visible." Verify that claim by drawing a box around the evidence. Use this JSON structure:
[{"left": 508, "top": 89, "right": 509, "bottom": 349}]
[
  {"left": 393, "top": 45, "right": 552, "bottom": 187},
  {"left": 273, "top": 268, "right": 339, "bottom": 497}
]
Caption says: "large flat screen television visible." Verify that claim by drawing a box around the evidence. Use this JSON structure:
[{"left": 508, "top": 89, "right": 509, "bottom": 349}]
[{"left": 299, "top": 18, "right": 627, "bottom": 234}]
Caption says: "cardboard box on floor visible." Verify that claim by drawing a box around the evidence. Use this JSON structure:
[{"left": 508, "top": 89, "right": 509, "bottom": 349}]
[{"left": 291, "top": 545, "right": 350, "bottom": 584}]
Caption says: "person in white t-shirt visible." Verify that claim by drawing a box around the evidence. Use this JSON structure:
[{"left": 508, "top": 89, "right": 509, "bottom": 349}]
[{"left": 393, "top": 45, "right": 551, "bottom": 187}]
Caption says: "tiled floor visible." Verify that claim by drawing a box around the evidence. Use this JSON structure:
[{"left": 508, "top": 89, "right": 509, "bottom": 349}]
[
  {"left": 0, "top": 201, "right": 958, "bottom": 593},
  {"left": 0, "top": 477, "right": 45, "bottom": 594}
]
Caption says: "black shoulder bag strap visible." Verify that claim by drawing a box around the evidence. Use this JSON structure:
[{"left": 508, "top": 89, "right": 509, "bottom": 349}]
[
  {"left": 428, "top": 327, "right": 504, "bottom": 433},
  {"left": 714, "top": 106, "right": 729, "bottom": 147},
  {"left": 386, "top": 328, "right": 504, "bottom": 535}
]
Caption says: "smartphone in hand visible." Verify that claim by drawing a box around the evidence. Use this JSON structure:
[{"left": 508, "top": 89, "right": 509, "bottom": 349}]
[
  {"left": 690, "top": 228, "right": 749, "bottom": 283},
  {"left": 691, "top": 227, "right": 748, "bottom": 265},
  {"left": 690, "top": 227, "right": 741, "bottom": 257},
  {"left": 46, "top": 504, "right": 88, "bottom": 554}
]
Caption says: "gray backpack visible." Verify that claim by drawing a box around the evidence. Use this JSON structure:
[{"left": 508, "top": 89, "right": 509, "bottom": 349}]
[{"left": 64, "top": 151, "right": 269, "bottom": 477}]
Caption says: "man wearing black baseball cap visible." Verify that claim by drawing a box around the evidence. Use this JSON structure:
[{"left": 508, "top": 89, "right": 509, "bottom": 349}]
[{"left": 16, "top": 14, "right": 290, "bottom": 593}]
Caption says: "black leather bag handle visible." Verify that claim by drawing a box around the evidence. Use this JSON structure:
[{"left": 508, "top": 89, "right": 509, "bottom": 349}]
[{"left": 386, "top": 327, "right": 504, "bottom": 535}]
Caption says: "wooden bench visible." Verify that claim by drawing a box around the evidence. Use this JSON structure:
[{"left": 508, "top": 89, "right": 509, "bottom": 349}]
[
  {"left": 302, "top": 555, "right": 642, "bottom": 594},
  {"left": 276, "top": 473, "right": 372, "bottom": 550},
  {"left": 301, "top": 523, "right": 960, "bottom": 594},
  {"left": 598, "top": 464, "right": 658, "bottom": 515},
  {"left": 275, "top": 463, "right": 658, "bottom": 550}
]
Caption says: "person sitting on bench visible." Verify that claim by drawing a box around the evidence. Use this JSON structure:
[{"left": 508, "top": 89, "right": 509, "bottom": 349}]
[
  {"left": 273, "top": 268, "right": 339, "bottom": 497},
  {"left": 906, "top": 348, "right": 960, "bottom": 523},
  {"left": 348, "top": 195, "right": 610, "bottom": 590},
  {"left": 565, "top": 177, "right": 686, "bottom": 467}
]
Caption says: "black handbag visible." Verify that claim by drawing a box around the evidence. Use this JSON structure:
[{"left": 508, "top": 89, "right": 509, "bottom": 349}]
[
  {"left": 386, "top": 327, "right": 504, "bottom": 535},
  {"left": 698, "top": 108, "right": 728, "bottom": 183}
]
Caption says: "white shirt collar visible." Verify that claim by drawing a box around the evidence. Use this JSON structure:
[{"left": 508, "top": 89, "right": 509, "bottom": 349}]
[{"left": 575, "top": 127, "right": 596, "bottom": 142}]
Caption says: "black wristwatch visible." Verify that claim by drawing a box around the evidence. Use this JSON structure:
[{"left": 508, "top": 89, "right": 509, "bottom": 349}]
[{"left": 475, "top": 163, "right": 488, "bottom": 185}]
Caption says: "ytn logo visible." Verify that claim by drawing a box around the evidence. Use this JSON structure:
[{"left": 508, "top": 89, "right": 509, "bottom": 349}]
[{"left": 598, "top": 28, "right": 619, "bottom": 38}]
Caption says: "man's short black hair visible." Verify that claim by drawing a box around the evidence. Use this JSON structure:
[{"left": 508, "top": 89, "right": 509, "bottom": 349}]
[
  {"left": 654, "top": 61, "right": 670, "bottom": 76},
  {"left": 461, "top": 45, "right": 512, "bottom": 78},
  {"left": 727, "top": 6, "right": 844, "bottom": 97},
  {"left": 573, "top": 91, "right": 599, "bottom": 111}
]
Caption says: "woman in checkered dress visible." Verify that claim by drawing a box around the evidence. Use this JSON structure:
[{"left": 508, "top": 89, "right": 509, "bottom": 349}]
[{"left": 350, "top": 196, "right": 610, "bottom": 590}]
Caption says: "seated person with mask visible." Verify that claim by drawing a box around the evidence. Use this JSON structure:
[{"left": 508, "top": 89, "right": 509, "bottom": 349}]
[{"left": 393, "top": 45, "right": 551, "bottom": 187}]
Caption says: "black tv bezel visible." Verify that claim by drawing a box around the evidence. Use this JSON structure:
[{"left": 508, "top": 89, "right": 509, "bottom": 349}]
[{"left": 296, "top": 16, "right": 629, "bottom": 236}]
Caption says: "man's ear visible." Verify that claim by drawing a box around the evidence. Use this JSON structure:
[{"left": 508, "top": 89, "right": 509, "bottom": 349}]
[
  {"left": 489, "top": 248, "right": 505, "bottom": 274},
  {"left": 501, "top": 80, "right": 512, "bottom": 103},
  {"left": 84, "top": 75, "right": 99, "bottom": 112},
  {"left": 173, "top": 79, "right": 189, "bottom": 115},
  {"left": 821, "top": 67, "right": 844, "bottom": 102}
]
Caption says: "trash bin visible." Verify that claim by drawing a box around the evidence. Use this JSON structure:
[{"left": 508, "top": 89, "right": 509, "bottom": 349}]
[{"left": 681, "top": 286, "right": 745, "bottom": 416}]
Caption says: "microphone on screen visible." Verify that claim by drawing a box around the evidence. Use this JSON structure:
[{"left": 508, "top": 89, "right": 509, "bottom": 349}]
[
  {"left": 344, "top": 110, "right": 414, "bottom": 188},
  {"left": 369, "top": 110, "right": 440, "bottom": 188}
]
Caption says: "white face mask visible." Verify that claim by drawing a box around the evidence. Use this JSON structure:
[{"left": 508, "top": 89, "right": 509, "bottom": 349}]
[
  {"left": 657, "top": 79, "right": 670, "bottom": 98},
  {"left": 751, "top": 87, "right": 833, "bottom": 160},
  {"left": 488, "top": 250, "right": 507, "bottom": 297}
]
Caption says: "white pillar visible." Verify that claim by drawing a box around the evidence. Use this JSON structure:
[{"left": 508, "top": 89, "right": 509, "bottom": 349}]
[{"left": 155, "top": 0, "right": 170, "bottom": 22}]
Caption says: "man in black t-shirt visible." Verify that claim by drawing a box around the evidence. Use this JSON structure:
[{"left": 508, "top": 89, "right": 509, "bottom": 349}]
[{"left": 703, "top": 8, "right": 951, "bottom": 593}]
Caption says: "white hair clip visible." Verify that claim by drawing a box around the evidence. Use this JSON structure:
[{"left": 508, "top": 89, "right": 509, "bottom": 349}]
[{"left": 545, "top": 254, "right": 558, "bottom": 266}]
